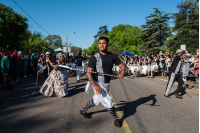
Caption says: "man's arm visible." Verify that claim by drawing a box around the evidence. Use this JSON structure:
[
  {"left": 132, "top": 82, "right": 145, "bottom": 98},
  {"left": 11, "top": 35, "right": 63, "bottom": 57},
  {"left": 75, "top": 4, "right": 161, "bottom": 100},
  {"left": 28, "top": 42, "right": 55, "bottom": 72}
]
[
  {"left": 86, "top": 67, "right": 102, "bottom": 95},
  {"left": 118, "top": 63, "right": 126, "bottom": 79},
  {"left": 37, "top": 65, "right": 46, "bottom": 74},
  {"left": 180, "top": 55, "right": 191, "bottom": 59}
]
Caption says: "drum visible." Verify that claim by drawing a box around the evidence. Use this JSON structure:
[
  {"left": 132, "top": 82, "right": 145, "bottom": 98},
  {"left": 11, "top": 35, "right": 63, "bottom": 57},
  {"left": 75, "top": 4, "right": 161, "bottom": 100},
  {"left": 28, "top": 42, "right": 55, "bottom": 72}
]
[
  {"left": 151, "top": 64, "right": 158, "bottom": 72},
  {"left": 151, "top": 62, "right": 157, "bottom": 66},
  {"left": 130, "top": 65, "right": 139, "bottom": 75}
]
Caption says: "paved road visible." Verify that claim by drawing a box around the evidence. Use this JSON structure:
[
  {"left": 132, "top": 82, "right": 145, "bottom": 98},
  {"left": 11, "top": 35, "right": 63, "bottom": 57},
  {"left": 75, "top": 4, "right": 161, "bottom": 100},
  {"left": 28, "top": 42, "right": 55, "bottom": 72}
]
[{"left": 0, "top": 73, "right": 198, "bottom": 133}]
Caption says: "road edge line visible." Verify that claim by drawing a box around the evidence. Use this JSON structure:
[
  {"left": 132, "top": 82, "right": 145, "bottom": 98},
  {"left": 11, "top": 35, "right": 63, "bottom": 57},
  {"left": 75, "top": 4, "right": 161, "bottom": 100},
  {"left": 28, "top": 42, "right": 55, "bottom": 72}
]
[{"left": 109, "top": 92, "right": 132, "bottom": 133}]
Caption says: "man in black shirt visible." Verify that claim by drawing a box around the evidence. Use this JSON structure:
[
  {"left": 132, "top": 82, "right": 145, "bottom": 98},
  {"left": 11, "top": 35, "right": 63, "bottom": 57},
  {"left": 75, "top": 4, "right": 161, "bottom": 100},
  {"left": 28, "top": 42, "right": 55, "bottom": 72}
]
[
  {"left": 80, "top": 37, "right": 125, "bottom": 127},
  {"left": 164, "top": 49, "right": 191, "bottom": 99},
  {"left": 74, "top": 52, "right": 86, "bottom": 82}
]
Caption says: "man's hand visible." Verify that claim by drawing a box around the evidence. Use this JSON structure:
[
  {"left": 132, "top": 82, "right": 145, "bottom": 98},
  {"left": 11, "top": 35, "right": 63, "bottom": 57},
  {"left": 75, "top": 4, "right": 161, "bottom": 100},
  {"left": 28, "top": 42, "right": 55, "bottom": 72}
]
[
  {"left": 93, "top": 85, "right": 102, "bottom": 95},
  {"left": 117, "top": 73, "right": 124, "bottom": 79}
]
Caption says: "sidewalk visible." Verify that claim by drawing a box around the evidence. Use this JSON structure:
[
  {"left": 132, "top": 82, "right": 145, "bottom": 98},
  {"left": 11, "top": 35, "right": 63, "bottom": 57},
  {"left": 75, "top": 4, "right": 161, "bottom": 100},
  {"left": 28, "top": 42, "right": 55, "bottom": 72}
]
[{"left": 0, "top": 75, "right": 37, "bottom": 91}]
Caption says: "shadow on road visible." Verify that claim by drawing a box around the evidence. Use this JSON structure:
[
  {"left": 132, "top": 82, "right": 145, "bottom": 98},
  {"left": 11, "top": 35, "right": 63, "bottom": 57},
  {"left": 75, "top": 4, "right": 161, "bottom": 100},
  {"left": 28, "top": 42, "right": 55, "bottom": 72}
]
[
  {"left": 88, "top": 95, "right": 158, "bottom": 125},
  {"left": 117, "top": 95, "right": 158, "bottom": 124},
  {"left": 67, "top": 82, "right": 86, "bottom": 97}
]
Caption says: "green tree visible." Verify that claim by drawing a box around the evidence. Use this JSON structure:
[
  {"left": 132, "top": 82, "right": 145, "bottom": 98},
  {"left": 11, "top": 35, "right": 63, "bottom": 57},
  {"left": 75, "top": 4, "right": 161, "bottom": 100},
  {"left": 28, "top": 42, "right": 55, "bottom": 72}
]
[
  {"left": 0, "top": 3, "right": 29, "bottom": 50},
  {"left": 71, "top": 46, "right": 82, "bottom": 57},
  {"left": 45, "top": 35, "right": 62, "bottom": 50},
  {"left": 108, "top": 45, "right": 124, "bottom": 55},
  {"left": 21, "top": 31, "right": 49, "bottom": 53},
  {"left": 170, "top": 0, "right": 199, "bottom": 52},
  {"left": 94, "top": 25, "right": 109, "bottom": 39},
  {"left": 137, "top": 8, "right": 172, "bottom": 54},
  {"left": 108, "top": 24, "right": 143, "bottom": 54}
]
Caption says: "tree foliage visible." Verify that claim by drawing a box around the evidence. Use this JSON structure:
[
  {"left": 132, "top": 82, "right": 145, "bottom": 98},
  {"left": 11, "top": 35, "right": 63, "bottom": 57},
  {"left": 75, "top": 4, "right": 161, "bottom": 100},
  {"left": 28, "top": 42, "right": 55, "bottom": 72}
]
[
  {"left": 137, "top": 8, "right": 172, "bottom": 54},
  {"left": 166, "top": 0, "right": 199, "bottom": 52},
  {"left": 45, "top": 34, "right": 62, "bottom": 48},
  {"left": 0, "top": 3, "right": 50, "bottom": 53},
  {"left": 94, "top": 25, "right": 109, "bottom": 39},
  {"left": 0, "top": 3, "right": 29, "bottom": 50},
  {"left": 71, "top": 46, "right": 82, "bottom": 57},
  {"left": 108, "top": 24, "right": 143, "bottom": 54},
  {"left": 84, "top": 25, "right": 142, "bottom": 55}
]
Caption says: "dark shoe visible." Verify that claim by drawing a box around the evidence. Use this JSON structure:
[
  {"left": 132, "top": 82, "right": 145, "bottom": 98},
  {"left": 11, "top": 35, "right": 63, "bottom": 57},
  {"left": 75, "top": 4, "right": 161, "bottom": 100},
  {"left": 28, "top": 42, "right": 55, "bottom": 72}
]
[
  {"left": 164, "top": 94, "right": 171, "bottom": 98},
  {"left": 80, "top": 110, "right": 92, "bottom": 119},
  {"left": 114, "top": 119, "right": 122, "bottom": 127},
  {"left": 151, "top": 77, "right": 155, "bottom": 78},
  {"left": 77, "top": 80, "right": 80, "bottom": 83},
  {"left": 175, "top": 94, "right": 183, "bottom": 99},
  {"left": 193, "top": 82, "right": 199, "bottom": 84}
]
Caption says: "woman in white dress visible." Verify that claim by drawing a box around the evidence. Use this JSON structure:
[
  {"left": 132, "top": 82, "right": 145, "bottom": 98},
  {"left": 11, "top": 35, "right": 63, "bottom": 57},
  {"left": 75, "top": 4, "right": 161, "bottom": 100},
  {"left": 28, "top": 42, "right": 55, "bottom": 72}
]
[{"left": 39, "top": 53, "right": 70, "bottom": 97}]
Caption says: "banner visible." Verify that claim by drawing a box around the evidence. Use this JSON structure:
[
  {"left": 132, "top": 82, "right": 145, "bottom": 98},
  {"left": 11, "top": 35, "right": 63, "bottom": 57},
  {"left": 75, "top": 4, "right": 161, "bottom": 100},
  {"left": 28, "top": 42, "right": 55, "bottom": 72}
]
[
  {"left": 68, "top": 47, "right": 71, "bottom": 53},
  {"left": 180, "top": 44, "right": 186, "bottom": 51},
  {"left": 63, "top": 47, "right": 67, "bottom": 53}
]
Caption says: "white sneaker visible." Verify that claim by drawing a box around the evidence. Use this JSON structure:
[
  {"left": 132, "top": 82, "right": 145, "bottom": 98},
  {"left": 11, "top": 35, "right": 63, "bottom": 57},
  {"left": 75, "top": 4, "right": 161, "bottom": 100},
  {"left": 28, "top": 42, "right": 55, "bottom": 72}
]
[
  {"left": 24, "top": 75, "right": 27, "bottom": 78},
  {"left": 18, "top": 77, "right": 21, "bottom": 80},
  {"left": 183, "top": 78, "right": 186, "bottom": 81},
  {"left": 11, "top": 81, "right": 13, "bottom": 83}
]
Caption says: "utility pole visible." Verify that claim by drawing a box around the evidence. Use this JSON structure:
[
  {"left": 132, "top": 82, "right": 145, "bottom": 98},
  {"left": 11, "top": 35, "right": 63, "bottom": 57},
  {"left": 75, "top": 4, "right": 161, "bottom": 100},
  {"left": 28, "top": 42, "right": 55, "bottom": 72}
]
[{"left": 66, "top": 32, "right": 75, "bottom": 54}]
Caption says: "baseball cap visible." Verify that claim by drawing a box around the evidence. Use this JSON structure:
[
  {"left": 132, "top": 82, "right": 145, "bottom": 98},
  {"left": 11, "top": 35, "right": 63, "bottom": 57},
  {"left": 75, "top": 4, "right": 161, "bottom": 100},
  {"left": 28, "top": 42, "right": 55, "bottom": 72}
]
[
  {"left": 176, "top": 49, "right": 183, "bottom": 54},
  {"left": 46, "top": 51, "right": 51, "bottom": 55}
]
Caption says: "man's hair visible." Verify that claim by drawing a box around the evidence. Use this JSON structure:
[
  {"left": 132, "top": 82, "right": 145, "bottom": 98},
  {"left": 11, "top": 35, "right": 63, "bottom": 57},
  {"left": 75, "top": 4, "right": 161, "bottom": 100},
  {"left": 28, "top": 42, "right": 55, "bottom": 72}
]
[{"left": 98, "top": 37, "right": 109, "bottom": 44}]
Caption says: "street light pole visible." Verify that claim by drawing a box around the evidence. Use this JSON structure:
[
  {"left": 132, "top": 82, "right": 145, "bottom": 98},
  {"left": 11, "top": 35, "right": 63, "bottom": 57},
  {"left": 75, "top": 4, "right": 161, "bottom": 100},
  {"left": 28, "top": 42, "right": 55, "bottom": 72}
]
[{"left": 66, "top": 32, "right": 75, "bottom": 53}]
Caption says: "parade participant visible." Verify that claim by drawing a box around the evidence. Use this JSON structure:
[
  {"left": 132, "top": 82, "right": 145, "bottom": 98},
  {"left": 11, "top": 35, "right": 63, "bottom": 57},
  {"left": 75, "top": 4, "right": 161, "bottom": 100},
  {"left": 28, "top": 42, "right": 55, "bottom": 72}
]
[
  {"left": 147, "top": 56, "right": 153, "bottom": 78},
  {"left": 164, "top": 49, "right": 191, "bottom": 99},
  {"left": 37, "top": 55, "right": 44, "bottom": 78},
  {"left": 80, "top": 37, "right": 126, "bottom": 127},
  {"left": 38, "top": 53, "right": 69, "bottom": 97},
  {"left": 74, "top": 52, "right": 86, "bottom": 82}
]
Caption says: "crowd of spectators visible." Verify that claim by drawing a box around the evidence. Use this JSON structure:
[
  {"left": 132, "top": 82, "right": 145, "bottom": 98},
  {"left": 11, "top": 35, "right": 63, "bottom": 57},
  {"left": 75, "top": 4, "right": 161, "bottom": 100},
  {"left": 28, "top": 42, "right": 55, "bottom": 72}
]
[
  {"left": 0, "top": 46, "right": 199, "bottom": 90},
  {"left": 120, "top": 49, "right": 199, "bottom": 83},
  {"left": 0, "top": 45, "right": 87, "bottom": 90}
]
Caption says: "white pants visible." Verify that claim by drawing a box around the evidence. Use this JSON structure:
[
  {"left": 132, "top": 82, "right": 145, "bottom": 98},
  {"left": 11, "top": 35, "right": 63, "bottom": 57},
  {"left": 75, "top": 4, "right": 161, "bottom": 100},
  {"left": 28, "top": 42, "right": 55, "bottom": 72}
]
[
  {"left": 93, "top": 81, "right": 114, "bottom": 108},
  {"left": 76, "top": 66, "right": 82, "bottom": 80}
]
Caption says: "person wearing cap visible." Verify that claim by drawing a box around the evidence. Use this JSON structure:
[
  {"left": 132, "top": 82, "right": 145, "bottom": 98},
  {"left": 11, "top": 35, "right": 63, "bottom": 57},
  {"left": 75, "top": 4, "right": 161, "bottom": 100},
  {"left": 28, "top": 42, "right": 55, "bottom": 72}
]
[
  {"left": 37, "top": 51, "right": 54, "bottom": 76},
  {"left": 164, "top": 49, "right": 191, "bottom": 99},
  {"left": 39, "top": 53, "right": 69, "bottom": 97},
  {"left": 1, "top": 52, "right": 13, "bottom": 90},
  {"left": 73, "top": 52, "right": 86, "bottom": 82}
]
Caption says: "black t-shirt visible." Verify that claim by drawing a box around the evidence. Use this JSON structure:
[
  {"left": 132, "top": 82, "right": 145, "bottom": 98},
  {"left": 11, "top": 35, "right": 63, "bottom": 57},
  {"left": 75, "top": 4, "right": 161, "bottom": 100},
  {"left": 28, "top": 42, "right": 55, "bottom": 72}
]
[
  {"left": 169, "top": 56, "right": 181, "bottom": 73},
  {"left": 74, "top": 56, "right": 86, "bottom": 66},
  {"left": 88, "top": 52, "right": 121, "bottom": 83}
]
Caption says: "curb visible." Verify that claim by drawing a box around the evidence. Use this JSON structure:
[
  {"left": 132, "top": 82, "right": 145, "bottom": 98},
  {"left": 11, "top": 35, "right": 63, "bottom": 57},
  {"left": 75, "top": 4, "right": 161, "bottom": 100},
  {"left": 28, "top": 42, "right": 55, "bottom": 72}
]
[{"left": 0, "top": 75, "right": 37, "bottom": 91}]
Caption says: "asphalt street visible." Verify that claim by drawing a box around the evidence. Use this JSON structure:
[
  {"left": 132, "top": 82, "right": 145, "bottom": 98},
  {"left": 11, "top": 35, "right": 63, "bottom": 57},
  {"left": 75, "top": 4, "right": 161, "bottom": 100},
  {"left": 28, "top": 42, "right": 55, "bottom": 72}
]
[{"left": 0, "top": 72, "right": 199, "bottom": 133}]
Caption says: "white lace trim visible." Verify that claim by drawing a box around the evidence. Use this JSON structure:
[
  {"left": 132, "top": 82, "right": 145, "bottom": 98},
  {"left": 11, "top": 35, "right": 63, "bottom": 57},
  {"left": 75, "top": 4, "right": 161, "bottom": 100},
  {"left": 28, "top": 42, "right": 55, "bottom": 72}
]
[
  {"left": 43, "top": 81, "right": 68, "bottom": 88},
  {"left": 50, "top": 73, "right": 59, "bottom": 79},
  {"left": 54, "top": 83, "right": 68, "bottom": 88}
]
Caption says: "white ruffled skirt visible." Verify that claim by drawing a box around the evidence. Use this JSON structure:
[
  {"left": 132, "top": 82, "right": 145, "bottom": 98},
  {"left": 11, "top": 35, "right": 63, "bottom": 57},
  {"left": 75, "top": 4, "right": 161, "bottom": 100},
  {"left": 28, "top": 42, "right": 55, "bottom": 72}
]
[{"left": 39, "top": 69, "right": 68, "bottom": 97}]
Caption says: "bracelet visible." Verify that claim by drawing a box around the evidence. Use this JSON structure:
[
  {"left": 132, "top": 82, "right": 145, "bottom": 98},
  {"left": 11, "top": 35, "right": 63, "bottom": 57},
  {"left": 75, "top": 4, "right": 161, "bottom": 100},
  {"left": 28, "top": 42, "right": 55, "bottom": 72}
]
[{"left": 121, "top": 69, "right": 126, "bottom": 72}]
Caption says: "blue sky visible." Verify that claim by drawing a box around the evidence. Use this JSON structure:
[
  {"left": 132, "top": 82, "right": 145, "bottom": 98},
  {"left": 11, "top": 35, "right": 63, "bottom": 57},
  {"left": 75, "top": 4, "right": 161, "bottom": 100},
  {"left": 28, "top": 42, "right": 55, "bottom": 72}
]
[{"left": 2, "top": 0, "right": 183, "bottom": 49}]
